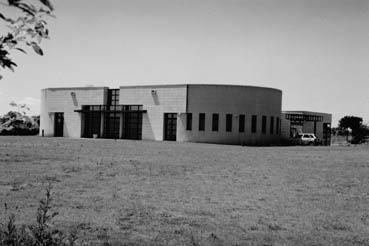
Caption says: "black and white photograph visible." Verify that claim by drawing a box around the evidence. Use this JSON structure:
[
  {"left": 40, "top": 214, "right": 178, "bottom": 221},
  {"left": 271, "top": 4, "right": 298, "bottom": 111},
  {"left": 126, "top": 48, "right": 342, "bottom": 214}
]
[{"left": 1, "top": 0, "right": 369, "bottom": 245}]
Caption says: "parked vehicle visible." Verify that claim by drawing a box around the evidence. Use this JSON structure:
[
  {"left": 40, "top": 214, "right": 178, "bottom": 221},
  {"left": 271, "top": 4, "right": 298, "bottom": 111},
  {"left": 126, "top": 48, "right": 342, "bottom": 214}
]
[{"left": 298, "top": 133, "right": 318, "bottom": 145}]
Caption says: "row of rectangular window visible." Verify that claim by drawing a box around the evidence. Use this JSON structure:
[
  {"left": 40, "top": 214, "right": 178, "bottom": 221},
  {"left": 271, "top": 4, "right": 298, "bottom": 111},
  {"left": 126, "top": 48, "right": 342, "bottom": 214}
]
[{"left": 186, "top": 113, "right": 280, "bottom": 134}]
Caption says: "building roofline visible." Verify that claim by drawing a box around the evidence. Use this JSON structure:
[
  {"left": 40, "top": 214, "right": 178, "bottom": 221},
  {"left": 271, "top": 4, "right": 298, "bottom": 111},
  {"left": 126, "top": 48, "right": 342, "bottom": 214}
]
[
  {"left": 119, "top": 83, "right": 282, "bottom": 93},
  {"left": 42, "top": 86, "right": 109, "bottom": 91},
  {"left": 282, "top": 110, "right": 332, "bottom": 116},
  {"left": 119, "top": 84, "right": 187, "bottom": 89},
  {"left": 42, "top": 84, "right": 282, "bottom": 93}
]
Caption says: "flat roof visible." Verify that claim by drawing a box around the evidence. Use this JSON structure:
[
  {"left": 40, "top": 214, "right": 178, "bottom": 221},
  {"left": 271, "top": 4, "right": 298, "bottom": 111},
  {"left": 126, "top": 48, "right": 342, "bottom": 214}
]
[
  {"left": 42, "top": 86, "right": 109, "bottom": 91},
  {"left": 119, "top": 83, "right": 282, "bottom": 92},
  {"left": 283, "top": 110, "right": 332, "bottom": 116},
  {"left": 42, "top": 84, "right": 282, "bottom": 93}
]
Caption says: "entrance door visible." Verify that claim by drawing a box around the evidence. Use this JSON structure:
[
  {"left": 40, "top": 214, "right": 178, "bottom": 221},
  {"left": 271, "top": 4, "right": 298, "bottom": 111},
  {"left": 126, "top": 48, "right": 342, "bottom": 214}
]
[
  {"left": 122, "top": 112, "right": 142, "bottom": 140},
  {"left": 83, "top": 112, "right": 101, "bottom": 138},
  {"left": 164, "top": 113, "right": 177, "bottom": 141},
  {"left": 54, "top": 113, "right": 64, "bottom": 137},
  {"left": 104, "top": 112, "right": 120, "bottom": 139}
]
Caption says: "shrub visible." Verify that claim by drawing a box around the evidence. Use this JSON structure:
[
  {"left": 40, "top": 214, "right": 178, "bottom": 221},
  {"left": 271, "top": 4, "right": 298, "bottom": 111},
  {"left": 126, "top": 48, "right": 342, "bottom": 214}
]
[
  {"left": 0, "top": 111, "right": 39, "bottom": 136},
  {"left": 0, "top": 185, "right": 78, "bottom": 246}
]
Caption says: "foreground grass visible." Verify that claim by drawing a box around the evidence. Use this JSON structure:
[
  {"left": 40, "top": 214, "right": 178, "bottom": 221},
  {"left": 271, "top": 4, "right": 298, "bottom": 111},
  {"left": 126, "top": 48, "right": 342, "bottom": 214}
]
[{"left": 1, "top": 136, "right": 369, "bottom": 245}]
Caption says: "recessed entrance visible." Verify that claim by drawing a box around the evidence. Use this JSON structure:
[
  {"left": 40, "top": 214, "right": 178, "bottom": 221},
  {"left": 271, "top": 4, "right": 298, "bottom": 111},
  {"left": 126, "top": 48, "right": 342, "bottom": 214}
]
[
  {"left": 76, "top": 104, "right": 145, "bottom": 140},
  {"left": 104, "top": 112, "right": 120, "bottom": 139},
  {"left": 164, "top": 113, "right": 177, "bottom": 141},
  {"left": 54, "top": 112, "right": 64, "bottom": 137},
  {"left": 83, "top": 111, "right": 101, "bottom": 138},
  {"left": 122, "top": 112, "right": 142, "bottom": 140}
]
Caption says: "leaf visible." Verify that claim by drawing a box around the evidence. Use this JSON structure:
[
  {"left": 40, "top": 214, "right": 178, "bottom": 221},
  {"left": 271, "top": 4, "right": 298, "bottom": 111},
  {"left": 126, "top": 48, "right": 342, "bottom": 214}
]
[
  {"left": 30, "top": 42, "right": 43, "bottom": 55},
  {"left": 26, "top": 28, "right": 35, "bottom": 34},
  {"left": 3, "top": 33, "right": 14, "bottom": 42},
  {"left": 39, "top": 0, "right": 54, "bottom": 11},
  {"left": 16, "top": 3, "right": 37, "bottom": 16},
  {"left": 0, "top": 58, "right": 17, "bottom": 71},
  {"left": 0, "top": 13, "right": 14, "bottom": 23},
  {"left": 15, "top": 48, "right": 26, "bottom": 53}
]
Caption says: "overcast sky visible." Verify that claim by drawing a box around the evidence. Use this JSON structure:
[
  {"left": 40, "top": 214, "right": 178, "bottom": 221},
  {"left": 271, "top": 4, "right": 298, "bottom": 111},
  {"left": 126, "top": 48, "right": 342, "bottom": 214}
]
[{"left": 1, "top": 0, "right": 368, "bottom": 125}]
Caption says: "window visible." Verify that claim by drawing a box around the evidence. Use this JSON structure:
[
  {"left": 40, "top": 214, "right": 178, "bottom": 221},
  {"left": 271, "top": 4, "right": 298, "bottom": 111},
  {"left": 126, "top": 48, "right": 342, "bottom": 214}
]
[
  {"left": 251, "top": 115, "right": 257, "bottom": 133},
  {"left": 186, "top": 113, "right": 192, "bottom": 130},
  {"left": 239, "top": 114, "right": 245, "bottom": 132},
  {"left": 276, "top": 117, "right": 280, "bottom": 135},
  {"left": 262, "top": 116, "right": 267, "bottom": 134},
  {"left": 108, "top": 89, "right": 119, "bottom": 106},
  {"left": 226, "top": 114, "right": 232, "bottom": 132},
  {"left": 199, "top": 113, "right": 205, "bottom": 131},
  {"left": 212, "top": 114, "right": 219, "bottom": 131},
  {"left": 270, "top": 116, "right": 274, "bottom": 134}
]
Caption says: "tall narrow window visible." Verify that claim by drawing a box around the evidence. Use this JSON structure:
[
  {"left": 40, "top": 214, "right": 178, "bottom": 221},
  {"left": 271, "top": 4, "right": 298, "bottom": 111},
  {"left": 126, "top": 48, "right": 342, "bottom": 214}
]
[
  {"left": 212, "top": 114, "right": 219, "bottom": 131},
  {"left": 226, "top": 114, "right": 232, "bottom": 132},
  {"left": 186, "top": 113, "right": 192, "bottom": 131},
  {"left": 239, "top": 114, "right": 245, "bottom": 132},
  {"left": 270, "top": 116, "right": 274, "bottom": 134},
  {"left": 251, "top": 115, "right": 257, "bottom": 133},
  {"left": 276, "top": 117, "right": 280, "bottom": 135},
  {"left": 262, "top": 116, "right": 267, "bottom": 134},
  {"left": 199, "top": 113, "right": 205, "bottom": 131}
]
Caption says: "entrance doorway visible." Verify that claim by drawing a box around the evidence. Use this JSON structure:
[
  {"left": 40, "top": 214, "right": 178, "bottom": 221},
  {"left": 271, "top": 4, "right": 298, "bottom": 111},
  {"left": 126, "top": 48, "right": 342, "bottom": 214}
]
[
  {"left": 164, "top": 113, "right": 177, "bottom": 141},
  {"left": 104, "top": 112, "right": 120, "bottom": 139},
  {"left": 83, "top": 111, "right": 101, "bottom": 138},
  {"left": 54, "top": 113, "right": 64, "bottom": 137},
  {"left": 122, "top": 112, "right": 142, "bottom": 140}
]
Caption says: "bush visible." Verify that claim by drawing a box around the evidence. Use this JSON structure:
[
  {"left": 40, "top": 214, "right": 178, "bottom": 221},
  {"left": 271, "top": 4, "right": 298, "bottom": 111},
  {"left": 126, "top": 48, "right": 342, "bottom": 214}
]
[
  {"left": 0, "top": 185, "right": 78, "bottom": 246},
  {"left": 0, "top": 111, "right": 39, "bottom": 136}
]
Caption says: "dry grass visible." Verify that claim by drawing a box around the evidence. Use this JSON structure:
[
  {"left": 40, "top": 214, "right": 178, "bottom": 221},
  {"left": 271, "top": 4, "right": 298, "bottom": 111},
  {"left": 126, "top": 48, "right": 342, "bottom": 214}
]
[{"left": 1, "top": 136, "right": 369, "bottom": 245}]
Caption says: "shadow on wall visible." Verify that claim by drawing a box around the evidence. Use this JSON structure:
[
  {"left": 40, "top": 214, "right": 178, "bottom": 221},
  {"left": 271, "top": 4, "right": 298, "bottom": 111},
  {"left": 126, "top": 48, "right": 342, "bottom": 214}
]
[
  {"left": 71, "top": 92, "right": 78, "bottom": 107},
  {"left": 151, "top": 90, "right": 160, "bottom": 105},
  {"left": 142, "top": 113, "right": 155, "bottom": 140}
]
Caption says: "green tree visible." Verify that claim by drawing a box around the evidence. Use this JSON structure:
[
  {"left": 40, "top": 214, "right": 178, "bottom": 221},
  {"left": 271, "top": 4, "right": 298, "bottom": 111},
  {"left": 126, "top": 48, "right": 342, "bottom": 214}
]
[
  {"left": 0, "top": 102, "right": 39, "bottom": 135},
  {"left": 0, "top": 0, "right": 54, "bottom": 79},
  {"left": 338, "top": 116, "right": 368, "bottom": 144},
  {"left": 339, "top": 116, "right": 362, "bottom": 132}
]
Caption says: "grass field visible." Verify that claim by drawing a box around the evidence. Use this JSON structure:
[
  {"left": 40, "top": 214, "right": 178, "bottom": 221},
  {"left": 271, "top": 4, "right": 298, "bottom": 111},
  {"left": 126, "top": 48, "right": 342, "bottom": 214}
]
[{"left": 1, "top": 136, "right": 369, "bottom": 245}]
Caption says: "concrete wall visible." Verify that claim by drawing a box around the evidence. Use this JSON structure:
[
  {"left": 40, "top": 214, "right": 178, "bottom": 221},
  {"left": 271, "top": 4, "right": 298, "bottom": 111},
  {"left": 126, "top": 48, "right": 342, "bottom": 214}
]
[
  {"left": 119, "top": 85, "right": 187, "bottom": 141},
  {"left": 40, "top": 87, "right": 107, "bottom": 137},
  {"left": 40, "top": 84, "right": 284, "bottom": 146},
  {"left": 184, "top": 85, "right": 282, "bottom": 145}
]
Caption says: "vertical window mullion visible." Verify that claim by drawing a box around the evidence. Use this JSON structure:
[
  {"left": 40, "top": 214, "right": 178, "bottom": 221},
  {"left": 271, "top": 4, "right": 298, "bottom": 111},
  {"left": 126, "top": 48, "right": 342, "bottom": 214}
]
[{"left": 270, "top": 116, "right": 274, "bottom": 134}]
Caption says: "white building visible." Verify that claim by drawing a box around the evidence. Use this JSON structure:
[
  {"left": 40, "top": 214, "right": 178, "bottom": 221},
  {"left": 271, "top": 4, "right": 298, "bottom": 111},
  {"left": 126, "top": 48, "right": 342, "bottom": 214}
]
[{"left": 40, "top": 84, "right": 283, "bottom": 145}]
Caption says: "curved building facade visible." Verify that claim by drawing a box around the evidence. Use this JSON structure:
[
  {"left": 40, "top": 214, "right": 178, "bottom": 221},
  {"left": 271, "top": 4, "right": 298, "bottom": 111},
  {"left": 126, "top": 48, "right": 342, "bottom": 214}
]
[{"left": 40, "top": 84, "right": 282, "bottom": 145}]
